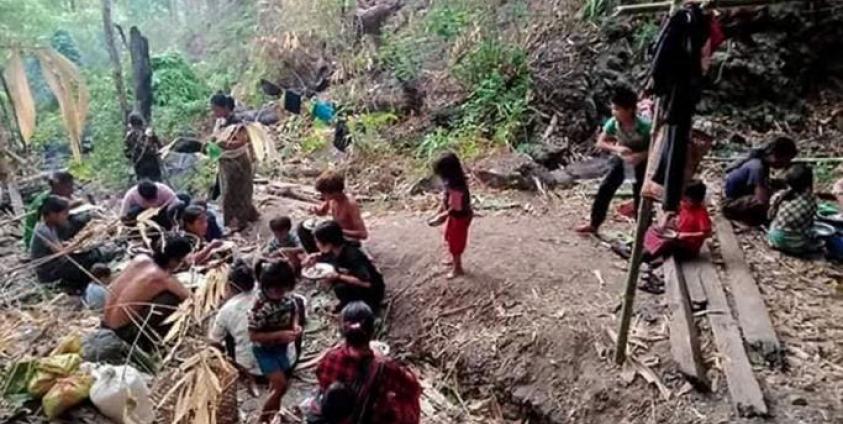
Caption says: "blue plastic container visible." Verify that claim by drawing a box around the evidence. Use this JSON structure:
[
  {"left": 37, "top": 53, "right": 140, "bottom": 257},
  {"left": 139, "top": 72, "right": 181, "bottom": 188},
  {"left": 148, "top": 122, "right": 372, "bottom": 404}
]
[
  {"left": 312, "top": 100, "right": 335, "bottom": 124},
  {"left": 827, "top": 235, "right": 843, "bottom": 261}
]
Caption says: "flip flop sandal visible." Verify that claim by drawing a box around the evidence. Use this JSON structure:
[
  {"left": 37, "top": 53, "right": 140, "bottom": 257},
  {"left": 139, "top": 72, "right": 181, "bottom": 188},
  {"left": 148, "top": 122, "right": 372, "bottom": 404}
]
[{"left": 638, "top": 280, "right": 665, "bottom": 295}]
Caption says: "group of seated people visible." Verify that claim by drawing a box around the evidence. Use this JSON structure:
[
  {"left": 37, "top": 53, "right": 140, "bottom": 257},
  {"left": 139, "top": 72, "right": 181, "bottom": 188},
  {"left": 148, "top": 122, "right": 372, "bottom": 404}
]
[
  {"left": 23, "top": 167, "right": 411, "bottom": 423},
  {"left": 25, "top": 172, "right": 113, "bottom": 294},
  {"left": 597, "top": 134, "right": 838, "bottom": 294},
  {"left": 721, "top": 136, "right": 836, "bottom": 256}
]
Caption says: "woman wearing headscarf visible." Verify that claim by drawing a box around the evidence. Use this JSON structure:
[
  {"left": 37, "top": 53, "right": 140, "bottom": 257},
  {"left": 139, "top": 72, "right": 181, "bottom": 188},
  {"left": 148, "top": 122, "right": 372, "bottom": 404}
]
[
  {"left": 210, "top": 93, "right": 260, "bottom": 230},
  {"left": 304, "top": 302, "right": 420, "bottom": 424}
]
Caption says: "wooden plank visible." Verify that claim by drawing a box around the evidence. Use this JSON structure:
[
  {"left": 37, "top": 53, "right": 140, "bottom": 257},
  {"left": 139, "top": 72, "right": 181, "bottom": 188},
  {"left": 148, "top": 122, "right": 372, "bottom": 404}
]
[
  {"left": 6, "top": 182, "right": 24, "bottom": 216},
  {"left": 714, "top": 216, "right": 783, "bottom": 366},
  {"left": 697, "top": 246, "right": 768, "bottom": 417},
  {"left": 679, "top": 258, "right": 709, "bottom": 311},
  {"left": 664, "top": 257, "right": 710, "bottom": 389}
]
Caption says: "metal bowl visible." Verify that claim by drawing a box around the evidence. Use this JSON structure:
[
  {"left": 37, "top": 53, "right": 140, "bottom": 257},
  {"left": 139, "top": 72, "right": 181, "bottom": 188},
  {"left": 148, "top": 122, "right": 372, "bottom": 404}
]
[{"left": 813, "top": 222, "right": 837, "bottom": 238}]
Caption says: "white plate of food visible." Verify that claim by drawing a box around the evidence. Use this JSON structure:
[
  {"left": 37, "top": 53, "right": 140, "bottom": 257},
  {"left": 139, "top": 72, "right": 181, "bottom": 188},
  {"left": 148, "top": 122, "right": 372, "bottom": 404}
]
[
  {"left": 370, "top": 340, "right": 390, "bottom": 356},
  {"left": 427, "top": 215, "right": 446, "bottom": 227},
  {"left": 303, "top": 218, "right": 327, "bottom": 231},
  {"left": 660, "top": 228, "right": 678, "bottom": 239},
  {"left": 301, "top": 263, "right": 336, "bottom": 280},
  {"left": 813, "top": 222, "right": 837, "bottom": 238},
  {"left": 818, "top": 212, "right": 843, "bottom": 225}
]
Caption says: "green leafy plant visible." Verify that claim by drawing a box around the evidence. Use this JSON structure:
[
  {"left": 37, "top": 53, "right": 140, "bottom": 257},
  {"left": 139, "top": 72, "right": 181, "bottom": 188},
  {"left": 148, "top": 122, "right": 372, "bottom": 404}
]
[
  {"left": 151, "top": 53, "right": 212, "bottom": 137},
  {"left": 184, "top": 157, "right": 218, "bottom": 197},
  {"left": 426, "top": 3, "right": 469, "bottom": 41},
  {"left": 83, "top": 70, "right": 132, "bottom": 189},
  {"left": 300, "top": 129, "right": 329, "bottom": 155},
  {"left": 814, "top": 161, "right": 838, "bottom": 185},
  {"left": 416, "top": 127, "right": 485, "bottom": 161},
  {"left": 50, "top": 30, "right": 81, "bottom": 65},
  {"left": 453, "top": 39, "right": 530, "bottom": 146},
  {"left": 633, "top": 21, "right": 660, "bottom": 53},
  {"left": 379, "top": 33, "right": 430, "bottom": 83},
  {"left": 581, "top": 0, "right": 612, "bottom": 22},
  {"left": 417, "top": 128, "right": 454, "bottom": 159}
]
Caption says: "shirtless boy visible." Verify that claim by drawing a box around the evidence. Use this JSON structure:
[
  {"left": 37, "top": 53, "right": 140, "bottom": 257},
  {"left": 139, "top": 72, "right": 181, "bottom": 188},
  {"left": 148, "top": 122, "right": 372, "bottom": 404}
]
[
  {"left": 298, "top": 171, "right": 368, "bottom": 253},
  {"left": 103, "top": 235, "right": 193, "bottom": 351}
]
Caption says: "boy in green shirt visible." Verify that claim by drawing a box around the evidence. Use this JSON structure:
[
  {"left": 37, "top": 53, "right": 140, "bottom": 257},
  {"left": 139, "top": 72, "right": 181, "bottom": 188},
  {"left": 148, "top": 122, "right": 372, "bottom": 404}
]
[{"left": 577, "top": 86, "right": 651, "bottom": 234}]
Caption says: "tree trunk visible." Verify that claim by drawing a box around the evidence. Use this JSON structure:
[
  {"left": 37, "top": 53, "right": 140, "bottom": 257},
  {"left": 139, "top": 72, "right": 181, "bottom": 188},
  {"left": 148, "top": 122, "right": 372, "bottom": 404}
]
[
  {"left": 0, "top": 73, "right": 24, "bottom": 152},
  {"left": 0, "top": 133, "right": 10, "bottom": 183},
  {"left": 129, "top": 26, "right": 153, "bottom": 124},
  {"left": 102, "top": 0, "right": 130, "bottom": 125},
  {"left": 169, "top": 0, "right": 179, "bottom": 24}
]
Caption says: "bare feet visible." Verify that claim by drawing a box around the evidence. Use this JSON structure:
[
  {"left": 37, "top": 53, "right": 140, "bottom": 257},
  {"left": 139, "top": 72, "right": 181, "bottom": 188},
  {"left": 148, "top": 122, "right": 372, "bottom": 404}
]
[
  {"left": 446, "top": 269, "right": 464, "bottom": 279},
  {"left": 575, "top": 223, "right": 597, "bottom": 234},
  {"left": 617, "top": 201, "right": 636, "bottom": 219},
  {"left": 641, "top": 181, "right": 664, "bottom": 200}
]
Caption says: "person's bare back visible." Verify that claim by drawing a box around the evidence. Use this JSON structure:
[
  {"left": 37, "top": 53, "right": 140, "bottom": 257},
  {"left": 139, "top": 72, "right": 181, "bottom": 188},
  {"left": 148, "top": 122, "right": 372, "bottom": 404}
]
[
  {"left": 103, "top": 255, "right": 188, "bottom": 329},
  {"left": 330, "top": 196, "right": 368, "bottom": 240}
]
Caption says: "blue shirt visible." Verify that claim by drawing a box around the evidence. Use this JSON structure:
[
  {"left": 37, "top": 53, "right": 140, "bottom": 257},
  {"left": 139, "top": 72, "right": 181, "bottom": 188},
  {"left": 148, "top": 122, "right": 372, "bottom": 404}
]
[
  {"left": 724, "top": 158, "right": 768, "bottom": 200},
  {"left": 85, "top": 283, "right": 108, "bottom": 310}
]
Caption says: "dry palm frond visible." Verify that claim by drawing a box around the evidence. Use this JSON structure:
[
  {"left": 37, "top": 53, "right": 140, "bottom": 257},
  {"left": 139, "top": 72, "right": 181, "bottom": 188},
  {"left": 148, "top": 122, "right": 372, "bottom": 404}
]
[
  {"left": 135, "top": 206, "right": 164, "bottom": 250},
  {"left": 3, "top": 51, "right": 36, "bottom": 144},
  {"left": 34, "top": 48, "right": 89, "bottom": 161},
  {"left": 245, "top": 122, "right": 277, "bottom": 163},
  {"left": 163, "top": 265, "right": 230, "bottom": 346},
  {"left": 0, "top": 311, "right": 25, "bottom": 358},
  {"left": 156, "top": 347, "right": 237, "bottom": 424},
  {"left": 66, "top": 217, "right": 121, "bottom": 253}
]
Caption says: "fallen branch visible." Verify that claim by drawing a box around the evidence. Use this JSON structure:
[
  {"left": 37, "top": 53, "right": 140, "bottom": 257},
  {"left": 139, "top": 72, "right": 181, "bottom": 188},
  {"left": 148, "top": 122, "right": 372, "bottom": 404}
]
[
  {"left": 705, "top": 155, "right": 843, "bottom": 164},
  {"left": 615, "top": 0, "right": 803, "bottom": 16}
]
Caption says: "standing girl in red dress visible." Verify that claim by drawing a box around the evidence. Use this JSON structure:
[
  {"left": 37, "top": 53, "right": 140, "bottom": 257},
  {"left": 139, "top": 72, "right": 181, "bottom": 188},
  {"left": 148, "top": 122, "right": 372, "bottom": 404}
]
[{"left": 430, "top": 152, "right": 473, "bottom": 279}]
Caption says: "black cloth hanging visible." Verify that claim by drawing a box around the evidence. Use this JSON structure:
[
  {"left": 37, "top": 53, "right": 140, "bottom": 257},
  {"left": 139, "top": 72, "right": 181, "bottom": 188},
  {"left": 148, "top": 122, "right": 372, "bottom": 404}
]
[
  {"left": 333, "top": 119, "right": 352, "bottom": 152},
  {"left": 649, "top": 4, "right": 710, "bottom": 212},
  {"left": 284, "top": 90, "right": 303, "bottom": 114}
]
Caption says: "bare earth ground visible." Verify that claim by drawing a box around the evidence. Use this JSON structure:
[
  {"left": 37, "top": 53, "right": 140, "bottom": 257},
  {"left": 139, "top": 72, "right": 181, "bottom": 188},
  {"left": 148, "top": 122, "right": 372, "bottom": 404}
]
[
  {"left": 363, "top": 185, "right": 843, "bottom": 423},
  {"left": 2, "top": 182, "right": 842, "bottom": 423}
]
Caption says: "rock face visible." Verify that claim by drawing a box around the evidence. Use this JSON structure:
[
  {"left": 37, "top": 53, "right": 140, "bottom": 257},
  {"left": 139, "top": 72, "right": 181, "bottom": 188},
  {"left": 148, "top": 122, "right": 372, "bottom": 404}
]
[
  {"left": 234, "top": 106, "right": 280, "bottom": 126},
  {"left": 529, "top": 3, "right": 843, "bottom": 151},
  {"left": 171, "top": 137, "right": 203, "bottom": 154},
  {"left": 82, "top": 329, "right": 156, "bottom": 373},
  {"left": 256, "top": 107, "right": 281, "bottom": 126},
  {"left": 520, "top": 143, "right": 569, "bottom": 170},
  {"left": 162, "top": 152, "right": 202, "bottom": 192},
  {"left": 474, "top": 153, "right": 574, "bottom": 191},
  {"left": 563, "top": 156, "right": 613, "bottom": 181},
  {"left": 82, "top": 329, "right": 131, "bottom": 365}
]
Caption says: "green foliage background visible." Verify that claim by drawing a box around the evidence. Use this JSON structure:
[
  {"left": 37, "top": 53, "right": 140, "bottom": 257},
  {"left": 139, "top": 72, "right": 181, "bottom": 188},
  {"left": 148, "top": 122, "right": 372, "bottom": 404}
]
[{"left": 1, "top": 0, "right": 540, "bottom": 188}]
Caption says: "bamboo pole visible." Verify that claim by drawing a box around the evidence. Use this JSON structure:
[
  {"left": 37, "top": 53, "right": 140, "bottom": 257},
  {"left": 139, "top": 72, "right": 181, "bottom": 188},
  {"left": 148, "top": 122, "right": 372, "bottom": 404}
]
[
  {"left": 614, "top": 0, "right": 684, "bottom": 366},
  {"left": 614, "top": 0, "right": 803, "bottom": 16},
  {"left": 704, "top": 156, "right": 843, "bottom": 164}
]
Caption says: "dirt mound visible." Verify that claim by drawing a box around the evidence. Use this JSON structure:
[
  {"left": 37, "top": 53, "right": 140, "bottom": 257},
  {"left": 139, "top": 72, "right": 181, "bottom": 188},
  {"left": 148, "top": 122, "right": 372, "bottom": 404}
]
[
  {"left": 364, "top": 188, "right": 843, "bottom": 423},
  {"left": 367, "top": 205, "right": 707, "bottom": 423}
]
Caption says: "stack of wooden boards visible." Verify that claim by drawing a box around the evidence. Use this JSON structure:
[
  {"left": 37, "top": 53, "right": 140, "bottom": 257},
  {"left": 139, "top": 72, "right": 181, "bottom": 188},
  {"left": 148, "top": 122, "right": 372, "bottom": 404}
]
[{"left": 664, "top": 215, "right": 783, "bottom": 417}]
